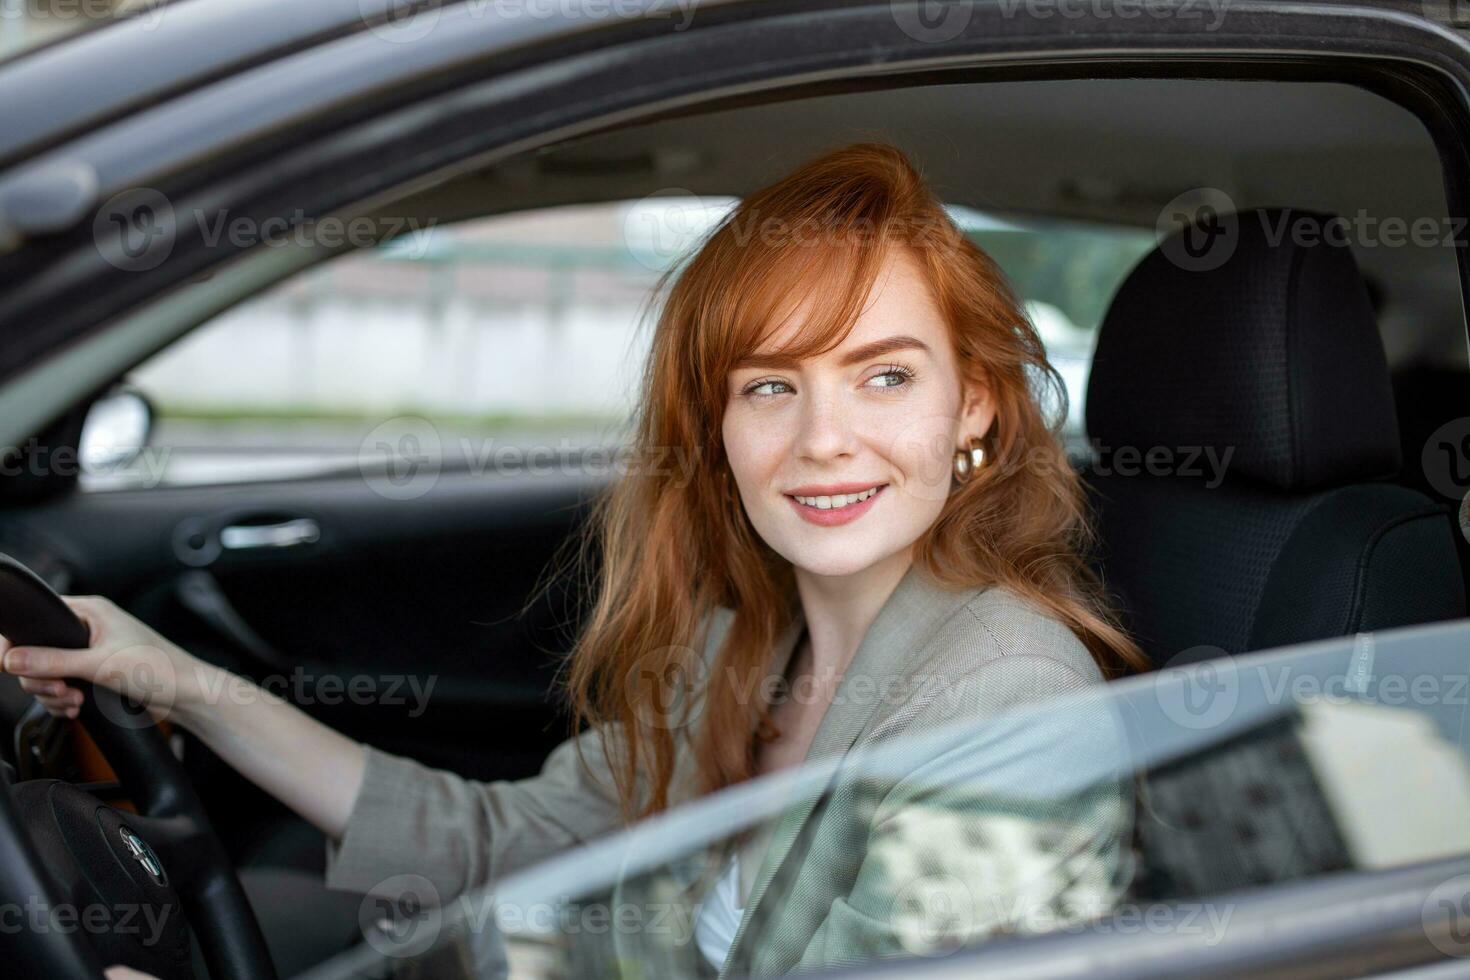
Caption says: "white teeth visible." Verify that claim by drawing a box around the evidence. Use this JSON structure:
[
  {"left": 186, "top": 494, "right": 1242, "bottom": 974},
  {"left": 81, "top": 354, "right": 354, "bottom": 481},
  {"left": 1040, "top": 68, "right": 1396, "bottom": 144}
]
[{"left": 793, "top": 486, "right": 880, "bottom": 509}]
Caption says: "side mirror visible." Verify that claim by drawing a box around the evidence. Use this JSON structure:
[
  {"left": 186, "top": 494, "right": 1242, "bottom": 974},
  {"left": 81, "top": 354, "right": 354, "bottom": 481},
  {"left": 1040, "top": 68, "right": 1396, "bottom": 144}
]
[{"left": 79, "top": 386, "right": 154, "bottom": 476}]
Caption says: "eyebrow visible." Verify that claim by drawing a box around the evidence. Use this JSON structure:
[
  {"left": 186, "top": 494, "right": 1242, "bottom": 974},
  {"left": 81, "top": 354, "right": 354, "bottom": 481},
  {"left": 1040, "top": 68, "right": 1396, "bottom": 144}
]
[{"left": 734, "top": 335, "right": 932, "bottom": 371}]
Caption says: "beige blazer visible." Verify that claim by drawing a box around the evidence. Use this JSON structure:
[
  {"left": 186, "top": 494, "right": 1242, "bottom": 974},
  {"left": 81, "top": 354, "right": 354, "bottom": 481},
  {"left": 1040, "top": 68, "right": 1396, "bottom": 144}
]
[{"left": 324, "top": 564, "right": 1133, "bottom": 976}]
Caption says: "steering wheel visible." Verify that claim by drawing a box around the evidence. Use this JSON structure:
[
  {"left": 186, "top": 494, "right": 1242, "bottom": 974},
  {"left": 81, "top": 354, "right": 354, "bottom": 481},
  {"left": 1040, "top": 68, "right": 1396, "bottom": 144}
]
[{"left": 0, "top": 552, "right": 277, "bottom": 979}]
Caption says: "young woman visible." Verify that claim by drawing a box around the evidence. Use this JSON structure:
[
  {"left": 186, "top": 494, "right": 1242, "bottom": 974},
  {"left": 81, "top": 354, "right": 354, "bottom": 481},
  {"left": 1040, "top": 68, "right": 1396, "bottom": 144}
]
[{"left": 2, "top": 142, "right": 1145, "bottom": 975}]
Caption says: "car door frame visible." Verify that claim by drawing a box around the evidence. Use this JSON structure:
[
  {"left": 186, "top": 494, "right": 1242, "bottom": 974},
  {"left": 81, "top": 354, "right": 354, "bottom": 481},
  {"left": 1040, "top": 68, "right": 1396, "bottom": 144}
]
[{"left": 1, "top": 0, "right": 1469, "bottom": 429}]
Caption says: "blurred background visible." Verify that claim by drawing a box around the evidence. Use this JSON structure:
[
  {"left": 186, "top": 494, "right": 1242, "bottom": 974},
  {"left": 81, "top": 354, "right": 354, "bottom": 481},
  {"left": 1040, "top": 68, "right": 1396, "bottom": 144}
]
[{"left": 85, "top": 199, "right": 1153, "bottom": 490}]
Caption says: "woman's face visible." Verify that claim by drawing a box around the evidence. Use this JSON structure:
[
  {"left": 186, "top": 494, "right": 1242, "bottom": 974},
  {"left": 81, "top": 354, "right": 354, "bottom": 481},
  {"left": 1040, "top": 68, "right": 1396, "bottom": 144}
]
[{"left": 722, "top": 249, "right": 996, "bottom": 580}]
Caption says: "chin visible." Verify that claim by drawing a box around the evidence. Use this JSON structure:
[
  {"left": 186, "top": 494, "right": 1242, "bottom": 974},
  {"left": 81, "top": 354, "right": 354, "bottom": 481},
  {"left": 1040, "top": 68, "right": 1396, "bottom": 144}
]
[
  {"left": 781, "top": 536, "right": 907, "bottom": 580},
  {"left": 790, "top": 554, "right": 882, "bottom": 579}
]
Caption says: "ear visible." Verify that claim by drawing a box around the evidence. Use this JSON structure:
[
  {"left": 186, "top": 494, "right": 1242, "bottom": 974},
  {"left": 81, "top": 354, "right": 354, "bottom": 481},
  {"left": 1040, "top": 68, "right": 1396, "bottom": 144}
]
[{"left": 956, "top": 376, "right": 997, "bottom": 449}]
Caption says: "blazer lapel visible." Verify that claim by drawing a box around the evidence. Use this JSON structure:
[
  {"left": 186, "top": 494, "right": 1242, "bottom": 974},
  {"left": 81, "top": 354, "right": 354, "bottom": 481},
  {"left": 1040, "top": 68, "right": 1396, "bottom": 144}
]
[{"left": 717, "top": 565, "right": 980, "bottom": 977}]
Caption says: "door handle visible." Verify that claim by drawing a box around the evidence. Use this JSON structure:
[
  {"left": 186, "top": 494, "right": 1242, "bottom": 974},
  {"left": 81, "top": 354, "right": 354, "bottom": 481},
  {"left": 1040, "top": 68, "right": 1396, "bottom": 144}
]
[{"left": 219, "top": 518, "right": 320, "bottom": 551}]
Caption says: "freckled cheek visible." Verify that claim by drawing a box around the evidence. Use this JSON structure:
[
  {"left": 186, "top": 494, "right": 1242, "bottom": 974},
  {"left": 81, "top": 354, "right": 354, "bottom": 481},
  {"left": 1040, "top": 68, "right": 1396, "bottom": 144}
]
[
  {"left": 876, "top": 424, "right": 952, "bottom": 518},
  {"left": 722, "top": 410, "right": 791, "bottom": 492},
  {"left": 862, "top": 407, "right": 953, "bottom": 484}
]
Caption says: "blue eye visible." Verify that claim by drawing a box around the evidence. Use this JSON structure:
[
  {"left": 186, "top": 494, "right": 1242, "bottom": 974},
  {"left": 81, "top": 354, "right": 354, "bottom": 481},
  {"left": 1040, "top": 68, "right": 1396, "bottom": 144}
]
[
  {"left": 865, "top": 365, "right": 915, "bottom": 389},
  {"left": 743, "top": 379, "right": 793, "bottom": 397}
]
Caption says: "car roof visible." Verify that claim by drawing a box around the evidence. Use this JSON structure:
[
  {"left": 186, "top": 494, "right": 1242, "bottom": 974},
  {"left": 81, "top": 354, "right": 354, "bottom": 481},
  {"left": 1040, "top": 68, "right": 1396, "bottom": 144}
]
[
  {"left": 0, "top": 0, "right": 1457, "bottom": 173},
  {"left": 0, "top": 0, "right": 760, "bottom": 171},
  {"left": 0, "top": 0, "right": 389, "bottom": 169},
  {"left": 0, "top": 0, "right": 1464, "bottom": 395}
]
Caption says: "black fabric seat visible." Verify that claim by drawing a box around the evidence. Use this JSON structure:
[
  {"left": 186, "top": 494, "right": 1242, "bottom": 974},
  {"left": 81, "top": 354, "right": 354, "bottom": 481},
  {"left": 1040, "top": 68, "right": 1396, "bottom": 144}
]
[
  {"left": 1084, "top": 207, "right": 1465, "bottom": 667},
  {"left": 1088, "top": 208, "right": 1468, "bottom": 902}
]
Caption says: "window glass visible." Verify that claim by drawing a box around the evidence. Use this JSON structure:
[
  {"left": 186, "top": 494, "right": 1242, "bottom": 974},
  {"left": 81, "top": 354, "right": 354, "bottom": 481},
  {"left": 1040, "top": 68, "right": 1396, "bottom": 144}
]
[
  {"left": 315, "top": 622, "right": 1470, "bottom": 979},
  {"left": 948, "top": 206, "right": 1155, "bottom": 435},
  {"left": 86, "top": 203, "right": 1153, "bottom": 491}
]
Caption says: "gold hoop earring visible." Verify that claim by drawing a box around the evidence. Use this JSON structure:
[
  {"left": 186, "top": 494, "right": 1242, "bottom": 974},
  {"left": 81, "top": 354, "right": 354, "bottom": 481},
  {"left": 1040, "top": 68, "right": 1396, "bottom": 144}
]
[{"left": 952, "top": 437, "right": 987, "bottom": 483}]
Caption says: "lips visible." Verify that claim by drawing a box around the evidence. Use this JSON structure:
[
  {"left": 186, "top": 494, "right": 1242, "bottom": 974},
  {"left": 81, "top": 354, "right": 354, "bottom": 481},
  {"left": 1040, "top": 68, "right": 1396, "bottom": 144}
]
[{"left": 784, "top": 483, "right": 887, "bottom": 527}]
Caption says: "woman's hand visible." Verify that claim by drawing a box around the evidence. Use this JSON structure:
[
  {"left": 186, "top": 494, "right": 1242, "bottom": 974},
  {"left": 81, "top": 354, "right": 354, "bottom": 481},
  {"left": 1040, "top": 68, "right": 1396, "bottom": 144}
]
[
  {"left": 0, "top": 594, "right": 204, "bottom": 725},
  {"left": 1, "top": 591, "right": 368, "bottom": 841}
]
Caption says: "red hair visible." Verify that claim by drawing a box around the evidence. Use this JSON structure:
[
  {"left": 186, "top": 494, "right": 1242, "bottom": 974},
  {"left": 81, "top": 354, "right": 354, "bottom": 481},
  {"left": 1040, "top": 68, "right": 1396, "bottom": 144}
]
[{"left": 559, "top": 142, "right": 1145, "bottom": 821}]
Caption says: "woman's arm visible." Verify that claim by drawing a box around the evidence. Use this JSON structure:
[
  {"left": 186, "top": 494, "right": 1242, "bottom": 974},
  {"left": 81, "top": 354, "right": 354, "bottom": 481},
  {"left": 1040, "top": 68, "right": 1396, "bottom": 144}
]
[
  {"left": 174, "top": 663, "right": 368, "bottom": 841},
  {"left": 1, "top": 594, "right": 638, "bottom": 902},
  {"left": 0, "top": 594, "right": 366, "bottom": 839}
]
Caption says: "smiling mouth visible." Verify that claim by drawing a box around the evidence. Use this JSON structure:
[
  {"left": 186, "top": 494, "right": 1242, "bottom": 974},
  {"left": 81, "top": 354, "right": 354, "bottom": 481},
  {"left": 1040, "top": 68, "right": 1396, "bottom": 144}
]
[{"left": 789, "top": 486, "right": 883, "bottom": 510}]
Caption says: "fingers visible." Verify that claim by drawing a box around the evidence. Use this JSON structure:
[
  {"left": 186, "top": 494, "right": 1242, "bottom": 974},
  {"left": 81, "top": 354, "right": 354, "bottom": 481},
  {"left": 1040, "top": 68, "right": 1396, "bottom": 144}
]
[
  {"left": 0, "top": 643, "right": 98, "bottom": 681},
  {"left": 59, "top": 595, "right": 104, "bottom": 643},
  {"left": 17, "top": 676, "right": 76, "bottom": 698},
  {"left": 36, "top": 695, "right": 80, "bottom": 719},
  {"left": 16, "top": 676, "right": 83, "bottom": 718},
  {"left": 61, "top": 593, "right": 107, "bottom": 620},
  {"left": 1, "top": 597, "right": 107, "bottom": 720}
]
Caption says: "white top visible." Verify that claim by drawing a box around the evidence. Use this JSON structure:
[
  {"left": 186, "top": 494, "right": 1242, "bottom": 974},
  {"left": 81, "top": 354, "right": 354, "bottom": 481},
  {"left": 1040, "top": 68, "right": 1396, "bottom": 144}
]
[{"left": 694, "top": 853, "right": 744, "bottom": 970}]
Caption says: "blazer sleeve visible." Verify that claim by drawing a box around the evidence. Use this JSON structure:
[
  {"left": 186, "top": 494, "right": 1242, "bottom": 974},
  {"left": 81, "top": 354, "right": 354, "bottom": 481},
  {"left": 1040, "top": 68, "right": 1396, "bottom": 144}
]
[
  {"left": 323, "top": 722, "right": 630, "bottom": 901},
  {"left": 323, "top": 606, "right": 734, "bottom": 902}
]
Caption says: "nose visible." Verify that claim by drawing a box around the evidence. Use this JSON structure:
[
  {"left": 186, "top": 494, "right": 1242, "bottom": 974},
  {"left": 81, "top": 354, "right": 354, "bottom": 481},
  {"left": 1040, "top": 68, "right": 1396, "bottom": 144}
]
[{"left": 794, "top": 386, "right": 859, "bottom": 463}]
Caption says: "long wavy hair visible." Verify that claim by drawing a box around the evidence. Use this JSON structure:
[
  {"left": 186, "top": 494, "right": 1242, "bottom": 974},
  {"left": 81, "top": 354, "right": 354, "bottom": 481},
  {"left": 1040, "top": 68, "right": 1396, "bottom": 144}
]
[{"left": 559, "top": 142, "right": 1146, "bottom": 822}]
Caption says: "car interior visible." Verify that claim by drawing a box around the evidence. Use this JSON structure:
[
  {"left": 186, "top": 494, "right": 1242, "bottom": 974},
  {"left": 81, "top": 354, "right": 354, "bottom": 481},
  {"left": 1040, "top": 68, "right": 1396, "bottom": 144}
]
[{"left": 2, "top": 72, "right": 1468, "bottom": 975}]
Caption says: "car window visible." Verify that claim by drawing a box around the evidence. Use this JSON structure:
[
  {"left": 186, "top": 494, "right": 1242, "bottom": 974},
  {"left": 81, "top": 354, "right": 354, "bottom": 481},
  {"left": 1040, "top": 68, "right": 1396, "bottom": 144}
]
[
  {"left": 309, "top": 620, "right": 1470, "bottom": 979},
  {"left": 80, "top": 202, "right": 1152, "bottom": 492},
  {"left": 950, "top": 207, "right": 1155, "bottom": 435}
]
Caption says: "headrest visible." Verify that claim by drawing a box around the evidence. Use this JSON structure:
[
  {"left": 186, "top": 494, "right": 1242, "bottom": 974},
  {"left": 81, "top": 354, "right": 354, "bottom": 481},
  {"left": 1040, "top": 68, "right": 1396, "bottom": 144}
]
[{"left": 1085, "top": 207, "right": 1401, "bottom": 492}]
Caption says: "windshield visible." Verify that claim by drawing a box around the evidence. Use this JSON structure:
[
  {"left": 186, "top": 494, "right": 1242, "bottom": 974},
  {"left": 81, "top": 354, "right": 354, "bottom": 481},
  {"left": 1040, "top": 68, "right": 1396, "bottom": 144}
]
[{"left": 296, "top": 618, "right": 1470, "bottom": 979}]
